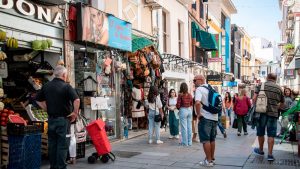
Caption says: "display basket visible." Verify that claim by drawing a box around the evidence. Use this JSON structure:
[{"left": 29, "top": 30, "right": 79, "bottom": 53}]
[
  {"left": 7, "top": 122, "right": 43, "bottom": 136},
  {"left": 8, "top": 133, "right": 42, "bottom": 169}
]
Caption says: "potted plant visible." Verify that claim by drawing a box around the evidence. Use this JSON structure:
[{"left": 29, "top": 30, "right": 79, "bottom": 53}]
[{"left": 284, "top": 43, "right": 295, "bottom": 55}]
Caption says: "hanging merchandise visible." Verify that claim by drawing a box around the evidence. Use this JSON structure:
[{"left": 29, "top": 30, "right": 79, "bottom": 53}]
[
  {"left": 0, "top": 30, "right": 6, "bottom": 41},
  {"left": 31, "top": 39, "right": 53, "bottom": 51},
  {"left": 6, "top": 37, "right": 18, "bottom": 48}
]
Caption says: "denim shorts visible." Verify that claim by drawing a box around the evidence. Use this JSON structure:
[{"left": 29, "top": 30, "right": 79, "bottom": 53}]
[
  {"left": 256, "top": 114, "right": 277, "bottom": 137},
  {"left": 198, "top": 117, "right": 217, "bottom": 143}
]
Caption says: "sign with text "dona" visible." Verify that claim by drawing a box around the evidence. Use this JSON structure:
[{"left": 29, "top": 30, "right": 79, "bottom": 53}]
[
  {"left": 0, "top": 0, "right": 64, "bottom": 26},
  {"left": 77, "top": 5, "right": 132, "bottom": 51}
]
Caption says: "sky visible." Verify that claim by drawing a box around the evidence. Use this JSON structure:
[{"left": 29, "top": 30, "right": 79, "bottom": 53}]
[{"left": 231, "top": 0, "right": 282, "bottom": 43}]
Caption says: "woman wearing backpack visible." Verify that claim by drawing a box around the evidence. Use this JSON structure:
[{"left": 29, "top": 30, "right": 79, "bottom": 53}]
[
  {"left": 176, "top": 83, "right": 193, "bottom": 146},
  {"left": 233, "top": 89, "right": 251, "bottom": 136}
]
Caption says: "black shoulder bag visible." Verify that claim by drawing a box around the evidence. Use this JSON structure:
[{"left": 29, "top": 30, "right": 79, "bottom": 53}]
[{"left": 154, "top": 97, "right": 162, "bottom": 122}]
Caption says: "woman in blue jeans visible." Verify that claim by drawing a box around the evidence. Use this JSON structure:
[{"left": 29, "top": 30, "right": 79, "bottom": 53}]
[
  {"left": 176, "top": 83, "right": 193, "bottom": 146},
  {"left": 147, "top": 86, "right": 164, "bottom": 144}
]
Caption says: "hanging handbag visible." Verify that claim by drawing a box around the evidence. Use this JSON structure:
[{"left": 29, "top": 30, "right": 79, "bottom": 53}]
[{"left": 154, "top": 97, "right": 162, "bottom": 122}]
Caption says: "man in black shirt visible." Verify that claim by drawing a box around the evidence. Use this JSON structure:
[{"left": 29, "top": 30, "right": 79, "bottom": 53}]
[{"left": 36, "top": 65, "right": 80, "bottom": 169}]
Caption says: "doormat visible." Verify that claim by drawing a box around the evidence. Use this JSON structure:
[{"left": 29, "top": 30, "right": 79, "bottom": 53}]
[{"left": 113, "top": 151, "right": 141, "bottom": 158}]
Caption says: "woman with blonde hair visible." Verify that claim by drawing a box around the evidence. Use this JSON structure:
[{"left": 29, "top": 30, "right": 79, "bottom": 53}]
[{"left": 233, "top": 89, "right": 251, "bottom": 136}]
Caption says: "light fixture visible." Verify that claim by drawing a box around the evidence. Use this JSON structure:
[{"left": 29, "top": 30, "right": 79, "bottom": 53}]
[{"left": 79, "top": 47, "right": 86, "bottom": 51}]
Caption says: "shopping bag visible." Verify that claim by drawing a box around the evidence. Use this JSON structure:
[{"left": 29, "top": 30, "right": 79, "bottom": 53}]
[{"left": 232, "top": 118, "right": 238, "bottom": 129}]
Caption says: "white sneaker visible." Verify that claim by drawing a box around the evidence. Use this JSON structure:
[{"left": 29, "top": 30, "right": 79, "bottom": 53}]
[
  {"left": 175, "top": 135, "right": 179, "bottom": 139},
  {"left": 199, "top": 159, "right": 214, "bottom": 167},
  {"left": 148, "top": 139, "right": 153, "bottom": 144},
  {"left": 156, "top": 140, "right": 164, "bottom": 144},
  {"left": 169, "top": 135, "right": 174, "bottom": 139}
]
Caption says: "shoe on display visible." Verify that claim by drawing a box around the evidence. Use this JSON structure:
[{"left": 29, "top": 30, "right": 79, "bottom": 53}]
[
  {"left": 199, "top": 159, "right": 214, "bottom": 167},
  {"left": 156, "top": 140, "right": 164, "bottom": 144},
  {"left": 253, "top": 147, "right": 265, "bottom": 156}
]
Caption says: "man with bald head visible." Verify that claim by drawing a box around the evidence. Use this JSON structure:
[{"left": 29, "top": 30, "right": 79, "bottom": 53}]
[
  {"left": 194, "top": 75, "right": 218, "bottom": 167},
  {"left": 36, "top": 65, "right": 80, "bottom": 169}
]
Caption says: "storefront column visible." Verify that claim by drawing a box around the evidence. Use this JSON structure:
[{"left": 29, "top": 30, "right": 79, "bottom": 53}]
[{"left": 115, "top": 71, "right": 122, "bottom": 139}]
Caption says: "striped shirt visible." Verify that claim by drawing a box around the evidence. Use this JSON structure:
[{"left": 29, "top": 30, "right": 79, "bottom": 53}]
[
  {"left": 255, "top": 81, "right": 284, "bottom": 117},
  {"left": 176, "top": 93, "right": 193, "bottom": 109}
]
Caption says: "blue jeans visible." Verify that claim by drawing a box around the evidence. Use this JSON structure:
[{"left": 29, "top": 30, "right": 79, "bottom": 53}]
[
  {"left": 225, "top": 108, "right": 232, "bottom": 124},
  {"left": 179, "top": 107, "right": 192, "bottom": 146},
  {"left": 148, "top": 109, "right": 161, "bottom": 141}
]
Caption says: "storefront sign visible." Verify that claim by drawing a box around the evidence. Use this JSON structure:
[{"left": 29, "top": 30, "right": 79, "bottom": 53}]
[
  {"left": 208, "top": 57, "right": 222, "bottom": 62},
  {"left": 284, "top": 69, "right": 296, "bottom": 79},
  {"left": 207, "top": 74, "right": 222, "bottom": 85},
  {"left": 222, "top": 81, "right": 237, "bottom": 87},
  {"left": 77, "top": 5, "right": 132, "bottom": 51},
  {"left": 108, "top": 15, "right": 132, "bottom": 51},
  {"left": 0, "top": 0, "right": 64, "bottom": 25}
]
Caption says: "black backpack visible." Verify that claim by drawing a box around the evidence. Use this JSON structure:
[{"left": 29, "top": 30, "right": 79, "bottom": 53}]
[{"left": 201, "top": 85, "right": 222, "bottom": 114}]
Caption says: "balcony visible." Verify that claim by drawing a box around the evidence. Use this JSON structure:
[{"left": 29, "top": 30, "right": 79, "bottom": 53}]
[
  {"left": 179, "top": 0, "right": 195, "bottom": 5},
  {"left": 285, "top": 55, "right": 293, "bottom": 65},
  {"left": 145, "top": 0, "right": 163, "bottom": 8}
]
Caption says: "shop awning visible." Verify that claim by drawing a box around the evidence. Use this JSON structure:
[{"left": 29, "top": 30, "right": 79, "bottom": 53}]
[
  {"left": 191, "top": 21, "right": 218, "bottom": 51},
  {"left": 131, "top": 34, "right": 154, "bottom": 52}
]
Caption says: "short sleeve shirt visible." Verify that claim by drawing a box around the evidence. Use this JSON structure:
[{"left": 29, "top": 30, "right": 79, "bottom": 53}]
[
  {"left": 149, "top": 96, "right": 163, "bottom": 113},
  {"left": 36, "top": 78, "right": 79, "bottom": 117},
  {"left": 195, "top": 84, "right": 218, "bottom": 121},
  {"left": 255, "top": 81, "right": 284, "bottom": 117}
]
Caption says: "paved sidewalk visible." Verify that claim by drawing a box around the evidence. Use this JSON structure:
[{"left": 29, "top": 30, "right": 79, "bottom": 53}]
[{"left": 41, "top": 127, "right": 299, "bottom": 169}]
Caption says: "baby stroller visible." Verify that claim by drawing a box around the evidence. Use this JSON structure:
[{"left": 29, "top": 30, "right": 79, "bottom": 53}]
[{"left": 86, "top": 119, "right": 116, "bottom": 164}]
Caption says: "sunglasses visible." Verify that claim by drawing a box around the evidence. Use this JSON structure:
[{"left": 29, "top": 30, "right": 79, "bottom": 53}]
[{"left": 193, "top": 79, "right": 202, "bottom": 82}]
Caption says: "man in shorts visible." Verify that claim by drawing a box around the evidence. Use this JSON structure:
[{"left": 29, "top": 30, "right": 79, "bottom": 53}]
[
  {"left": 194, "top": 75, "right": 218, "bottom": 167},
  {"left": 253, "top": 73, "right": 284, "bottom": 161}
]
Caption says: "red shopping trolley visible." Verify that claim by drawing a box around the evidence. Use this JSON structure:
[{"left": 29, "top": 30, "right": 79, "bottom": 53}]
[{"left": 86, "top": 119, "right": 115, "bottom": 164}]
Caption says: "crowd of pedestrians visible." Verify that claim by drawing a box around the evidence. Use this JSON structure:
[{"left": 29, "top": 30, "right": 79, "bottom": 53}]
[
  {"left": 39, "top": 66, "right": 295, "bottom": 168},
  {"left": 146, "top": 72, "right": 298, "bottom": 167}
]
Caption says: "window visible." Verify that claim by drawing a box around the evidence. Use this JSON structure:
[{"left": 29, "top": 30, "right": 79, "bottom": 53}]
[
  {"left": 178, "top": 21, "right": 183, "bottom": 56},
  {"left": 195, "top": 47, "right": 207, "bottom": 66},
  {"left": 200, "top": 0, "right": 204, "bottom": 19},
  {"left": 192, "top": 2, "right": 196, "bottom": 10},
  {"left": 221, "top": 13, "right": 226, "bottom": 29},
  {"left": 162, "top": 11, "right": 168, "bottom": 53}
]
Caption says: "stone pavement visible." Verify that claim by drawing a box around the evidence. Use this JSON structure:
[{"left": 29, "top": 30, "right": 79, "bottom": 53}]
[{"left": 41, "top": 127, "right": 300, "bottom": 169}]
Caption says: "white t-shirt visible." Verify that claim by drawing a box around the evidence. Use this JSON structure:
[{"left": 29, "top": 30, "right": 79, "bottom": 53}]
[
  {"left": 149, "top": 96, "right": 163, "bottom": 113},
  {"left": 195, "top": 84, "right": 218, "bottom": 121}
]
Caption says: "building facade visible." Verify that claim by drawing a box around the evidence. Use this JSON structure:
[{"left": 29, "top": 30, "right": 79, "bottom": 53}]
[{"left": 279, "top": 0, "right": 300, "bottom": 91}]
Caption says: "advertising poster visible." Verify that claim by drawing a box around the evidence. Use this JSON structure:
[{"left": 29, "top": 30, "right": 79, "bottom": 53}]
[{"left": 77, "top": 5, "right": 132, "bottom": 51}]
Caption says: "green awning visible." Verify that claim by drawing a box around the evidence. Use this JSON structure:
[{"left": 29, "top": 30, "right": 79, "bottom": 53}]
[
  {"left": 191, "top": 21, "right": 218, "bottom": 51},
  {"left": 131, "top": 34, "right": 154, "bottom": 52}
]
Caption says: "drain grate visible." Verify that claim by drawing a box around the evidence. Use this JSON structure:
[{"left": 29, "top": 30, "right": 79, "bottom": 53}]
[
  {"left": 250, "top": 156, "right": 300, "bottom": 167},
  {"left": 113, "top": 151, "right": 141, "bottom": 158}
]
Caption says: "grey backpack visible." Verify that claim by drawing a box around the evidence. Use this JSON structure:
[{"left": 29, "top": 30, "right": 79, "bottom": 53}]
[{"left": 255, "top": 83, "right": 267, "bottom": 113}]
